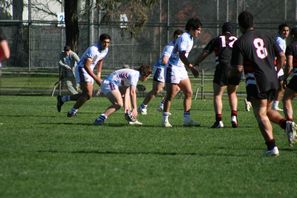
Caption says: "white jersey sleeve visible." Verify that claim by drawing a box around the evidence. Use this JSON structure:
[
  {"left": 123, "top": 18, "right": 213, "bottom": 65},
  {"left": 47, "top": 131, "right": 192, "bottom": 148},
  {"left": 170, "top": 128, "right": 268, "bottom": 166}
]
[
  {"left": 77, "top": 44, "right": 109, "bottom": 71},
  {"left": 154, "top": 40, "right": 175, "bottom": 67},
  {"left": 275, "top": 36, "right": 286, "bottom": 52}
]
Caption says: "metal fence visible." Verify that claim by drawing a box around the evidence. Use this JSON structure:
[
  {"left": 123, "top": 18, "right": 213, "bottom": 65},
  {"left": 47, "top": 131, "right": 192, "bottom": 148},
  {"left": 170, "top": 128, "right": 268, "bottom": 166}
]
[{"left": 0, "top": 0, "right": 296, "bottom": 72}]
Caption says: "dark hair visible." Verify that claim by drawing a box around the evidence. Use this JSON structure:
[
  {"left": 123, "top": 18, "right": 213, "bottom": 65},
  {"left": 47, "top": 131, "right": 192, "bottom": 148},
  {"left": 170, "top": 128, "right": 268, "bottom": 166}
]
[
  {"left": 290, "top": 27, "right": 297, "bottom": 37},
  {"left": 173, "top": 29, "right": 183, "bottom": 38},
  {"left": 278, "top": 23, "right": 289, "bottom": 32},
  {"left": 64, "top": 45, "right": 71, "bottom": 51},
  {"left": 99, "top": 33, "right": 111, "bottom": 42},
  {"left": 185, "top": 17, "right": 202, "bottom": 31},
  {"left": 238, "top": 11, "right": 254, "bottom": 30},
  {"left": 222, "top": 22, "right": 235, "bottom": 34},
  {"left": 138, "top": 64, "right": 152, "bottom": 77}
]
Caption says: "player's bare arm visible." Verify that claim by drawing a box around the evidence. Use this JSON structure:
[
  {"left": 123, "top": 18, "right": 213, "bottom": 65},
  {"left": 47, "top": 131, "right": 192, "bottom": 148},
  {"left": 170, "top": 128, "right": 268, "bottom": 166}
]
[
  {"left": 275, "top": 51, "right": 286, "bottom": 72},
  {"left": 130, "top": 86, "right": 138, "bottom": 117},
  {"left": 96, "top": 59, "right": 104, "bottom": 85},
  {"left": 84, "top": 57, "right": 100, "bottom": 85},
  {"left": 161, "top": 55, "right": 170, "bottom": 65}
]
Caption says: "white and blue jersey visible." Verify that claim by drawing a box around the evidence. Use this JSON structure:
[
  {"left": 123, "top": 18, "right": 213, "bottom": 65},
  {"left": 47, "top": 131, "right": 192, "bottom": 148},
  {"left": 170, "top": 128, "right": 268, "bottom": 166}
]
[
  {"left": 152, "top": 40, "right": 175, "bottom": 82},
  {"left": 75, "top": 43, "right": 109, "bottom": 84},
  {"left": 275, "top": 34, "right": 285, "bottom": 78},
  {"left": 168, "top": 32, "right": 193, "bottom": 67},
  {"left": 166, "top": 32, "right": 193, "bottom": 84},
  {"left": 101, "top": 69, "right": 140, "bottom": 95}
]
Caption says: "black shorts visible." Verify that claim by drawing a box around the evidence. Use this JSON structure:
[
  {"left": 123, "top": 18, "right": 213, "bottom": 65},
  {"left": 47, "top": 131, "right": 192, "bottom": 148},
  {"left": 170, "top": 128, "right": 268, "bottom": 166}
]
[
  {"left": 287, "top": 76, "right": 297, "bottom": 92},
  {"left": 246, "top": 84, "right": 276, "bottom": 101},
  {"left": 213, "top": 64, "right": 241, "bottom": 86}
]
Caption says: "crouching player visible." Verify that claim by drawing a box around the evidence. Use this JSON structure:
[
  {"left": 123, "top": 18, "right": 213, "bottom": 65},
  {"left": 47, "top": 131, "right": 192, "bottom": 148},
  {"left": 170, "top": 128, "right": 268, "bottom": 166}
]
[{"left": 94, "top": 65, "right": 152, "bottom": 125}]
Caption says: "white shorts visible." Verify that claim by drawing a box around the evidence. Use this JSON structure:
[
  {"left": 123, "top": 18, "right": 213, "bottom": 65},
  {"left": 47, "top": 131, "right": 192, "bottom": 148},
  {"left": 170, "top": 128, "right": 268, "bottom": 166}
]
[
  {"left": 165, "top": 65, "right": 189, "bottom": 84},
  {"left": 75, "top": 66, "right": 94, "bottom": 84},
  {"left": 152, "top": 66, "right": 165, "bottom": 83},
  {"left": 100, "top": 79, "right": 119, "bottom": 95}
]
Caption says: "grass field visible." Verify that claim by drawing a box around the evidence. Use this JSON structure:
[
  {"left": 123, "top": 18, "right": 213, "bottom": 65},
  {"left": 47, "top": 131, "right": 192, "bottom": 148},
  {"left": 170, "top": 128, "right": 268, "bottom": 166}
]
[{"left": 0, "top": 95, "right": 297, "bottom": 197}]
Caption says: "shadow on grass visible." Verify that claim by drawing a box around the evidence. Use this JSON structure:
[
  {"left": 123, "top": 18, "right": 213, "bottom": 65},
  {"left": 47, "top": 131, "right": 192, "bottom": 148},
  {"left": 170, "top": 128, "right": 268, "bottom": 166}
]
[
  {"left": 36, "top": 149, "right": 248, "bottom": 157},
  {"left": 0, "top": 114, "right": 56, "bottom": 118}
]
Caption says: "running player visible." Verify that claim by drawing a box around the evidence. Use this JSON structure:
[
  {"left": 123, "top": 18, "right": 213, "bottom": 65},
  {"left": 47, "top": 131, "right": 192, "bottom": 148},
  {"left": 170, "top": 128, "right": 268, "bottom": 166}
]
[
  {"left": 138, "top": 29, "right": 183, "bottom": 115},
  {"left": 162, "top": 17, "right": 201, "bottom": 127},
  {"left": 0, "top": 28, "right": 10, "bottom": 76},
  {"left": 283, "top": 27, "right": 297, "bottom": 144},
  {"left": 56, "top": 33, "right": 111, "bottom": 117},
  {"left": 230, "top": 11, "right": 296, "bottom": 156},
  {"left": 195, "top": 22, "right": 241, "bottom": 128},
  {"left": 272, "top": 23, "right": 290, "bottom": 111},
  {"left": 94, "top": 65, "right": 152, "bottom": 125}
]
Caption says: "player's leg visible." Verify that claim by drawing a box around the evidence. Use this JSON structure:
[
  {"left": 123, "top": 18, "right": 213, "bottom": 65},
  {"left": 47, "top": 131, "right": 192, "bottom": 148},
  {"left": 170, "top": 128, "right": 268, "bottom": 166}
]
[
  {"left": 139, "top": 81, "right": 164, "bottom": 115},
  {"left": 162, "top": 82, "right": 179, "bottom": 127},
  {"left": 67, "top": 82, "right": 93, "bottom": 117},
  {"left": 179, "top": 78, "right": 200, "bottom": 126},
  {"left": 65, "top": 79, "right": 78, "bottom": 95},
  {"left": 272, "top": 79, "right": 284, "bottom": 111},
  {"left": 227, "top": 84, "right": 239, "bottom": 128},
  {"left": 282, "top": 88, "right": 297, "bottom": 146},
  {"left": 211, "top": 83, "right": 226, "bottom": 128},
  {"left": 251, "top": 98, "right": 279, "bottom": 156},
  {"left": 94, "top": 89, "right": 123, "bottom": 125}
]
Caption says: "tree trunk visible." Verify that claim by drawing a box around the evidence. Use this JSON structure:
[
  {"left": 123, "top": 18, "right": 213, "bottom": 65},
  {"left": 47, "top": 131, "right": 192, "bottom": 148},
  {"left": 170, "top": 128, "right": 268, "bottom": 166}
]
[
  {"left": 64, "top": 0, "right": 79, "bottom": 51},
  {"left": 12, "top": 0, "right": 26, "bottom": 66}
]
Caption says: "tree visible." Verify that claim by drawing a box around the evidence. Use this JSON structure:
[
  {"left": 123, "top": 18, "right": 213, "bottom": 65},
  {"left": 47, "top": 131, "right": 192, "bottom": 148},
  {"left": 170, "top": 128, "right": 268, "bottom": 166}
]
[
  {"left": 64, "top": 0, "right": 79, "bottom": 51},
  {"left": 96, "top": 0, "right": 159, "bottom": 36}
]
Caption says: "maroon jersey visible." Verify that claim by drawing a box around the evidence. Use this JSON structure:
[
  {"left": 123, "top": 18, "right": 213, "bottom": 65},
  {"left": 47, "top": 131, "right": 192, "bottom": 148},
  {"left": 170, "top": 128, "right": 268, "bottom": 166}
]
[
  {"left": 204, "top": 32, "right": 237, "bottom": 66},
  {"left": 204, "top": 33, "right": 239, "bottom": 85},
  {"left": 231, "top": 30, "right": 280, "bottom": 92},
  {"left": 285, "top": 40, "right": 297, "bottom": 69}
]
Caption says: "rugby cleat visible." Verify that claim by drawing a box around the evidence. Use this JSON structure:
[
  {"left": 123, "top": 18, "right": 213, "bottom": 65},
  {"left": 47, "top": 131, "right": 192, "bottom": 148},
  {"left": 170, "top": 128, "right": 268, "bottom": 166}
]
[
  {"left": 211, "top": 121, "right": 224, "bottom": 128},
  {"left": 162, "top": 120, "right": 172, "bottom": 128},
  {"left": 138, "top": 107, "right": 147, "bottom": 115},
  {"left": 128, "top": 120, "right": 143, "bottom": 125},
  {"left": 183, "top": 119, "right": 200, "bottom": 127},
  {"left": 231, "top": 116, "right": 238, "bottom": 128},
  {"left": 265, "top": 146, "right": 280, "bottom": 157},
  {"left": 67, "top": 110, "right": 77, "bottom": 117}
]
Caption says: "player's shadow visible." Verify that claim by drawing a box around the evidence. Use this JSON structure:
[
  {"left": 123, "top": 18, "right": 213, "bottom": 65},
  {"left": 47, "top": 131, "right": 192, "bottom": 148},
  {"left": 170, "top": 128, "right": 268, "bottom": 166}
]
[
  {"left": 0, "top": 114, "right": 56, "bottom": 118},
  {"left": 36, "top": 149, "right": 248, "bottom": 157}
]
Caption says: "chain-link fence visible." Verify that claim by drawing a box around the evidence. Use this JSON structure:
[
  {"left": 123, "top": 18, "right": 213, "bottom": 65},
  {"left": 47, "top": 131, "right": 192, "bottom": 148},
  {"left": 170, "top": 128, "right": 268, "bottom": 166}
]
[{"left": 0, "top": 0, "right": 296, "bottom": 71}]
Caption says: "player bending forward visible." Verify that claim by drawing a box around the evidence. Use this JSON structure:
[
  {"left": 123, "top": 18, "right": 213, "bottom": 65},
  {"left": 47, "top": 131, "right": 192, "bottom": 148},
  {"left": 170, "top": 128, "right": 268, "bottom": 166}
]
[{"left": 94, "top": 65, "right": 152, "bottom": 125}]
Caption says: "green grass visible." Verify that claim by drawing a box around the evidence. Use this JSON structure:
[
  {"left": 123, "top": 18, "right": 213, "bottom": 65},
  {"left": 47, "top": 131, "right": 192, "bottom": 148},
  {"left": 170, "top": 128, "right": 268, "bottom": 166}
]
[{"left": 0, "top": 95, "right": 297, "bottom": 197}]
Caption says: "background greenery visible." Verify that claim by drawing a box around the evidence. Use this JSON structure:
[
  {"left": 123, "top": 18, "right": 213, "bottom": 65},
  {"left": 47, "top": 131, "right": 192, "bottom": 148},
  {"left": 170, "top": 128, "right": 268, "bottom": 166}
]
[{"left": 0, "top": 94, "right": 296, "bottom": 197}]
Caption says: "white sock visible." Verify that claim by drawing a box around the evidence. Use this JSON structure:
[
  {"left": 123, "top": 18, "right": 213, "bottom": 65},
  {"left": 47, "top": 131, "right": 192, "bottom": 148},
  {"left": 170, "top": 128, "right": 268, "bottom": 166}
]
[{"left": 163, "top": 112, "right": 170, "bottom": 122}]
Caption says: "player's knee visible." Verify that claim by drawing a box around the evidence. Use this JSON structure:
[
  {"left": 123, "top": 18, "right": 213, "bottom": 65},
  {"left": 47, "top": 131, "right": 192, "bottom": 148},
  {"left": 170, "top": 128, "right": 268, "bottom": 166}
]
[
  {"left": 117, "top": 101, "right": 124, "bottom": 109},
  {"left": 184, "top": 91, "right": 193, "bottom": 98}
]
